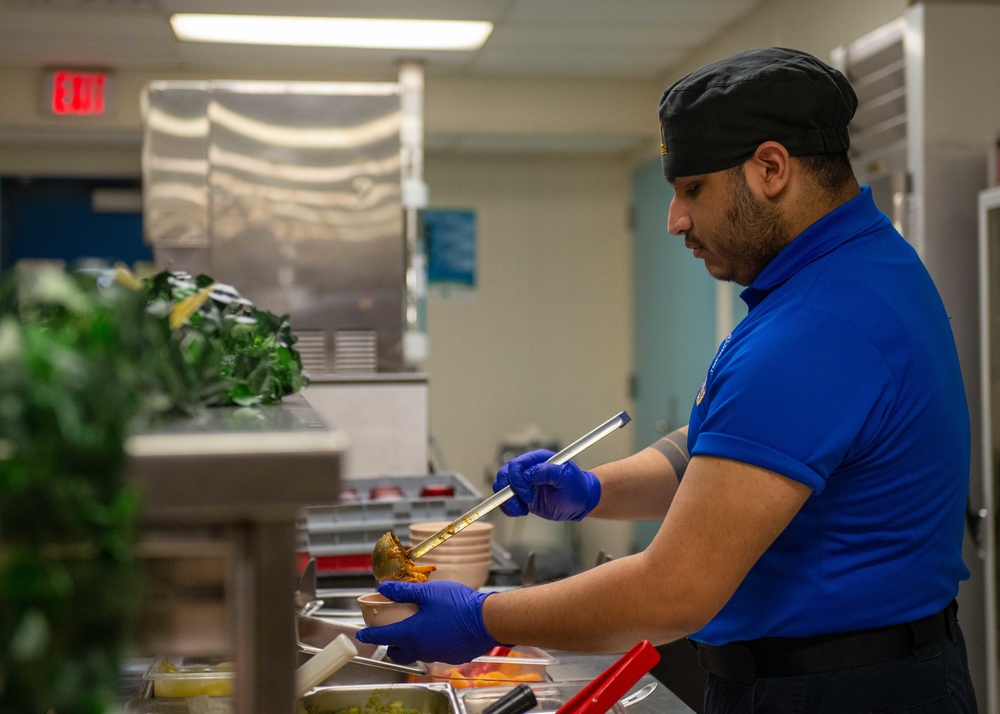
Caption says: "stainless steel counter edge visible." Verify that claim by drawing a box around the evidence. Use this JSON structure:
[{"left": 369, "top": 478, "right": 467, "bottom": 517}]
[
  {"left": 547, "top": 651, "right": 695, "bottom": 714},
  {"left": 127, "top": 429, "right": 350, "bottom": 457},
  {"left": 125, "top": 419, "right": 349, "bottom": 523},
  {"left": 307, "top": 372, "right": 428, "bottom": 384}
]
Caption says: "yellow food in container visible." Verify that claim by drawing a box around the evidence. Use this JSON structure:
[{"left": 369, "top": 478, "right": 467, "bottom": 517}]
[{"left": 142, "top": 656, "right": 235, "bottom": 698}]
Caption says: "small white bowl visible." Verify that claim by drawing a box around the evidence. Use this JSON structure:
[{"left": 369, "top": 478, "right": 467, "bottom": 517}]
[
  {"left": 356, "top": 593, "right": 419, "bottom": 628},
  {"left": 408, "top": 541, "right": 492, "bottom": 556},
  {"left": 425, "top": 560, "right": 491, "bottom": 589},
  {"left": 409, "top": 521, "right": 493, "bottom": 539},
  {"left": 419, "top": 552, "right": 493, "bottom": 565},
  {"left": 410, "top": 536, "right": 492, "bottom": 553}
]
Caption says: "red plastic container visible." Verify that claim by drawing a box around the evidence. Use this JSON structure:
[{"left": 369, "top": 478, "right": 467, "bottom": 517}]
[{"left": 420, "top": 484, "right": 456, "bottom": 497}]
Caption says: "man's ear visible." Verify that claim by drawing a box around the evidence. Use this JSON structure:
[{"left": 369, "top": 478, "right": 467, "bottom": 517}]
[{"left": 746, "top": 141, "right": 791, "bottom": 199}]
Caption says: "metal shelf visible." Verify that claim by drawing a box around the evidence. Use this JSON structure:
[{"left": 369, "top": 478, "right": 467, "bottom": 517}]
[{"left": 125, "top": 394, "right": 347, "bottom": 714}]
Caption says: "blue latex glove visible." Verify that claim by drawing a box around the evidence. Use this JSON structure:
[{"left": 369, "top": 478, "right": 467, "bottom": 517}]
[
  {"left": 355, "top": 580, "right": 505, "bottom": 664},
  {"left": 493, "top": 449, "right": 601, "bottom": 521}
]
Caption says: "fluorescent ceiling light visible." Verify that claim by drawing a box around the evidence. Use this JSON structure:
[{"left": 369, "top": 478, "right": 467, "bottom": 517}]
[{"left": 170, "top": 14, "right": 493, "bottom": 51}]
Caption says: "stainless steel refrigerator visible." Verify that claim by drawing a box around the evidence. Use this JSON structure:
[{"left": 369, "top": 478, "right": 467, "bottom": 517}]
[{"left": 142, "top": 79, "right": 409, "bottom": 374}]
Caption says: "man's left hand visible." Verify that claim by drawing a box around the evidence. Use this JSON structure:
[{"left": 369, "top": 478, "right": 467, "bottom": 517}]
[{"left": 355, "top": 580, "right": 505, "bottom": 664}]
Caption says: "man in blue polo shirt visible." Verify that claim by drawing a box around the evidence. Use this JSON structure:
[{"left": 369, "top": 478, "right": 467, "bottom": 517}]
[{"left": 357, "top": 48, "right": 977, "bottom": 713}]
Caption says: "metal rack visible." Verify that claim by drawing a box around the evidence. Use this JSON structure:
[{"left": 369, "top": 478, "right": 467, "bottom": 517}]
[
  {"left": 834, "top": 6, "right": 1000, "bottom": 706},
  {"left": 980, "top": 185, "right": 1000, "bottom": 714},
  {"left": 125, "top": 395, "right": 348, "bottom": 714}
]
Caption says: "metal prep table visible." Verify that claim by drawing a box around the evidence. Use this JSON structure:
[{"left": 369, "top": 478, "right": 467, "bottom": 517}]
[
  {"left": 547, "top": 651, "right": 695, "bottom": 714},
  {"left": 125, "top": 394, "right": 348, "bottom": 714}
]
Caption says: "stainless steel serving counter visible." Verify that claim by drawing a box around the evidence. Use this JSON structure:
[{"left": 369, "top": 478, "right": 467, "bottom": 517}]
[
  {"left": 306, "top": 592, "right": 695, "bottom": 713},
  {"left": 308, "top": 585, "right": 696, "bottom": 712},
  {"left": 126, "top": 395, "right": 348, "bottom": 714}
]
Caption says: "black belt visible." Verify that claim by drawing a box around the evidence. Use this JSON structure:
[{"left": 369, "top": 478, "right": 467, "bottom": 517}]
[{"left": 693, "top": 601, "right": 957, "bottom": 684}]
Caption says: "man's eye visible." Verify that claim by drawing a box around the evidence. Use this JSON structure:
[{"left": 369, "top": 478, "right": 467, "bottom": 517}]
[{"left": 685, "top": 184, "right": 700, "bottom": 197}]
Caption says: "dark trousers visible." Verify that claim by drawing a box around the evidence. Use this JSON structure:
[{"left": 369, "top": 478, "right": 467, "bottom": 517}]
[{"left": 703, "top": 618, "right": 978, "bottom": 714}]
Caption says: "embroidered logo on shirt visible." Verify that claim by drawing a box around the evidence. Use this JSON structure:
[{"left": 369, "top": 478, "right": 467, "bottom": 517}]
[
  {"left": 709, "top": 333, "right": 732, "bottom": 377},
  {"left": 698, "top": 333, "right": 732, "bottom": 406}
]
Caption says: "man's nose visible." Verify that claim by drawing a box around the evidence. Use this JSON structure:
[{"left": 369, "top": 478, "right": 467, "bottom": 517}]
[{"left": 667, "top": 195, "right": 691, "bottom": 236}]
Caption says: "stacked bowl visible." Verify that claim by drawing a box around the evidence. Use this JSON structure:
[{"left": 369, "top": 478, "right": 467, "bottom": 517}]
[{"left": 409, "top": 521, "right": 493, "bottom": 590}]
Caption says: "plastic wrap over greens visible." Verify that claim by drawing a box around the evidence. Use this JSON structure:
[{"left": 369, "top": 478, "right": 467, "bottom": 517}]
[{"left": 136, "top": 269, "right": 309, "bottom": 408}]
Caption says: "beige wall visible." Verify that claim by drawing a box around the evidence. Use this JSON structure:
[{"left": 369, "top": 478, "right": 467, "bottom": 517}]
[
  {"left": 661, "top": 0, "right": 910, "bottom": 83},
  {"left": 0, "top": 65, "right": 657, "bottom": 176},
  {"left": 422, "top": 153, "right": 636, "bottom": 562}
]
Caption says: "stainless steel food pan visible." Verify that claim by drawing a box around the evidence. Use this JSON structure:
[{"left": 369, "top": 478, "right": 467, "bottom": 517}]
[{"left": 302, "top": 683, "right": 464, "bottom": 713}]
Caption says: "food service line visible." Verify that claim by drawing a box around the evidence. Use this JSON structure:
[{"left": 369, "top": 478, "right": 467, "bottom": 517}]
[
  {"left": 302, "top": 584, "right": 694, "bottom": 713},
  {"left": 304, "top": 409, "right": 693, "bottom": 713}
]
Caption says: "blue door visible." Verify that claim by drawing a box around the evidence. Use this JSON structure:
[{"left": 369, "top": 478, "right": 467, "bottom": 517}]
[
  {"left": 630, "top": 157, "right": 744, "bottom": 549},
  {"left": 1, "top": 177, "right": 150, "bottom": 271}
]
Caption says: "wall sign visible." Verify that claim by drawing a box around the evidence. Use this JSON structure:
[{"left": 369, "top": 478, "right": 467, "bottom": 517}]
[
  {"left": 423, "top": 209, "right": 477, "bottom": 294},
  {"left": 44, "top": 70, "right": 111, "bottom": 117}
]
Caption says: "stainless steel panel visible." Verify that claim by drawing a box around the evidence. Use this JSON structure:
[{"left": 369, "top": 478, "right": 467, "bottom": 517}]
[
  {"left": 207, "top": 83, "right": 405, "bottom": 373},
  {"left": 980, "top": 186, "right": 1000, "bottom": 714},
  {"left": 142, "top": 82, "right": 210, "bottom": 249},
  {"left": 142, "top": 80, "right": 408, "bottom": 373},
  {"left": 149, "top": 245, "right": 211, "bottom": 275},
  {"left": 865, "top": 169, "right": 909, "bottom": 237},
  {"left": 833, "top": 22, "right": 910, "bottom": 240}
]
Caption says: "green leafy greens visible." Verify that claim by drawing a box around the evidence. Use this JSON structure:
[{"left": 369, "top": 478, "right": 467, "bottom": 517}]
[{"left": 141, "top": 270, "right": 308, "bottom": 408}]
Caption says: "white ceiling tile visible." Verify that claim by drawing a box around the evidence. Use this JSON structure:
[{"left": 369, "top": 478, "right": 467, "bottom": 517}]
[
  {"left": 471, "top": 46, "right": 687, "bottom": 80},
  {"left": 2, "top": 0, "right": 156, "bottom": 8},
  {"left": 158, "top": 0, "right": 513, "bottom": 22},
  {"left": 486, "top": 21, "right": 724, "bottom": 50},
  {"left": 0, "top": 0, "right": 765, "bottom": 80},
  {"left": 0, "top": 9, "right": 178, "bottom": 66},
  {"left": 505, "top": 0, "right": 758, "bottom": 25},
  {"left": 0, "top": 7, "right": 169, "bottom": 36},
  {"left": 172, "top": 43, "right": 476, "bottom": 77}
]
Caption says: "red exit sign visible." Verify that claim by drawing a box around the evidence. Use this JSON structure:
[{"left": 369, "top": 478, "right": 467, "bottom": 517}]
[{"left": 45, "top": 70, "right": 111, "bottom": 117}]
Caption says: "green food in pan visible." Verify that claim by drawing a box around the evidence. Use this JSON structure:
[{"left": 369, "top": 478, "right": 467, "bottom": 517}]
[{"left": 301, "top": 694, "right": 425, "bottom": 714}]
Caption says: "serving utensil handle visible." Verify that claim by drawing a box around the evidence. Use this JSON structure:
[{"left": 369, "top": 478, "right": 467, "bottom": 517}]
[{"left": 409, "top": 410, "right": 631, "bottom": 560}]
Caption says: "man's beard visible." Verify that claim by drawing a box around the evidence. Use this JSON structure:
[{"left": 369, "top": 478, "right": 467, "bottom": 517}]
[{"left": 717, "top": 169, "right": 788, "bottom": 286}]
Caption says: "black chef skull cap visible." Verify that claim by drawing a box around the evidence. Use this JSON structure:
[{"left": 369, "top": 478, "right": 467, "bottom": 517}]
[{"left": 658, "top": 47, "right": 858, "bottom": 179}]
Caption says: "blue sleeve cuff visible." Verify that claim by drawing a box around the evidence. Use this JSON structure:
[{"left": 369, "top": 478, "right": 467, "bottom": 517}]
[{"left": 692, "top": 432, "right": 826, "bottom": 494}]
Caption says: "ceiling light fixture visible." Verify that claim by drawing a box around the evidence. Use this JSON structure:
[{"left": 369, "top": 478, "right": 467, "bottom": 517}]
[{"left": 170, "top": 14, "right": 493, "bottom": 51}]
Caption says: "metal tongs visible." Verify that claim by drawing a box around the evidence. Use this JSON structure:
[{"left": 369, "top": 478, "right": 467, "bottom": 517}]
[
  {"left": 555, "top": 641, "right": 661, "bottom": 714},
  {"left": 371, "top": 410, "right": 631, "bottom": 583}
]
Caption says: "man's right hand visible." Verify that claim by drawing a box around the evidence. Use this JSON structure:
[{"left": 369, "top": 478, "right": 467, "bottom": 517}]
[{"left": 492, "top": 449, "right": 601, "bottom": 521}]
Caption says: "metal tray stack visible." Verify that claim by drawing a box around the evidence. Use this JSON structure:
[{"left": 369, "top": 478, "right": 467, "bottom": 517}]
[{"left": 302, "top": 473, "right": 482, "bottom": 573}]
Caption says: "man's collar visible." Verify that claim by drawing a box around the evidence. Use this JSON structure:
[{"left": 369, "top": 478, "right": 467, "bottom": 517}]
[{"left": 740, "top": 186, "right": 884, "bottom": 310}]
